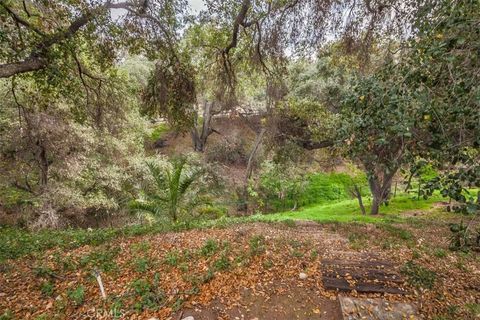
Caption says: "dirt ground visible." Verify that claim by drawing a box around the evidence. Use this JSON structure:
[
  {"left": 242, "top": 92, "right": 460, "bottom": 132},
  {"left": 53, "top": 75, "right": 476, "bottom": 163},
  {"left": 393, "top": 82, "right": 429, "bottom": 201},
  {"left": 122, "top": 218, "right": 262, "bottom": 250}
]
[{"left": 1, "top": 217, "right": 479, "bottom": 319}]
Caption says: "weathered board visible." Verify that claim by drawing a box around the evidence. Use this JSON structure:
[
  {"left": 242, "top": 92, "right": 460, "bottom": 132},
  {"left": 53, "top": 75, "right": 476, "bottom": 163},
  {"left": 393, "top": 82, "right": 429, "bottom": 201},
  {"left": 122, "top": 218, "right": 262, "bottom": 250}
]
[{"left": 321, "top": 257, "right": 406, "bottom": 294}]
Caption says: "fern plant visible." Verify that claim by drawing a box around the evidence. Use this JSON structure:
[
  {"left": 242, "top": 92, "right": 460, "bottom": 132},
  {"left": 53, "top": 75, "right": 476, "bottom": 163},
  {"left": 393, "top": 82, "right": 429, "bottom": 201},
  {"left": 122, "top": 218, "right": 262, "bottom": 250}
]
[{"left": 131, "top": 157, "right": 205, "bottom": 222}]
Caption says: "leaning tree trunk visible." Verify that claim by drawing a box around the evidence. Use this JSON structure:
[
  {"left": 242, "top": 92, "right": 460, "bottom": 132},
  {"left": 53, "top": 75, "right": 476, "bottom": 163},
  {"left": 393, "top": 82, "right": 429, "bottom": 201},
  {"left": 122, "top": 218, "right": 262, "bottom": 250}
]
[
  {"left": 350, "top": 182, "right": 366, "bottom": 215},
  {"left": 367, "top": 168, "right": 397, "bottom": 215},
  {"left": 191, "top": 101, "right": 218, "bottom": 152},
  {"left": 238, "top": 127, "right": 266, "bottom": 214}
]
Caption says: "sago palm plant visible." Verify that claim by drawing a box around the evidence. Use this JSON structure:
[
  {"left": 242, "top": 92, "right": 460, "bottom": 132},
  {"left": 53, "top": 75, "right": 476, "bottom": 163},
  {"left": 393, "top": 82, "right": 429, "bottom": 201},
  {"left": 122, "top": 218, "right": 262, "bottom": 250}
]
[{"left": 131, "top": 157, "right": 205, "bottom": 222}]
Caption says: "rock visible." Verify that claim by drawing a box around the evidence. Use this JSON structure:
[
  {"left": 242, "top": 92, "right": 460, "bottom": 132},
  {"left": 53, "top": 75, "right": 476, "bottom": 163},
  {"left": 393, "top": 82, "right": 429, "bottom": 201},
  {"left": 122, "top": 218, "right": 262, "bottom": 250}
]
[
  {"left": 299, "top": 272, "right": 308, "bottom": 280},
  {"left": 182, "top": 317, "right": 195, "bottom": 320},
  {"left": 148, "top": 318, "right": 159, "bottom": 320}
]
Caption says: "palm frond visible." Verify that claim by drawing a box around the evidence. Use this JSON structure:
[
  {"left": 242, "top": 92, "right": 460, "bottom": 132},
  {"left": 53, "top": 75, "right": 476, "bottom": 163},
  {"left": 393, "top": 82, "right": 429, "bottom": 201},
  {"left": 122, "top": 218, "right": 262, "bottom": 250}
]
[
  {"left": 179, "top": 168, "right": 203, "bottom": 196},
  {"left": 129, "top": 199, "right": 163, "bottom": 216},
  {"left": 146, "top": 161, "right": 167, "bottom": 191},
  {"left": 133, "top": 156, "right": 207, "bottom": 223}
]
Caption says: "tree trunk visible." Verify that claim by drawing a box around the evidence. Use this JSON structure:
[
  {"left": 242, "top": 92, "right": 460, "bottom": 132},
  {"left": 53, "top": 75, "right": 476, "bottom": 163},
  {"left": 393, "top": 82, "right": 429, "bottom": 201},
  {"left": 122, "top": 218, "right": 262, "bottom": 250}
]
[
  {"left": 170, "top": 206, "right": 178, "bottom": 223},
  {"left": 367, "top": 168, "right": 397, "bottom": 215},
  {"left": 353, "top": 183, "right": 366, "bottom": 215},
  {"left": 238, "top": 127, "right": 265, "bottom": 213},
  {"left": 191, "top": 101, "right": 217, "bottom": 152},
  {"left": 370, "top": 195, "right": 381, "bottom": 215},
  {"left": 38, "top": 143, "right": 48, "bottom": 187},
  {"left": 404, "top": 171, "right": 414, "bottom": 192},
  {"left": 190, "top": 128, "right": 204, "bottom": 152}
]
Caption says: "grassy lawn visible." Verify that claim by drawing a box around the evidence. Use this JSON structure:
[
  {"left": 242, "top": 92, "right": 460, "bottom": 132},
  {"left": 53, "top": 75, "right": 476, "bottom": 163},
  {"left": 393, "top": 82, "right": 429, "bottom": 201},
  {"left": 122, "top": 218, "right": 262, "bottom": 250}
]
[{"left": 258, "top": 193, "right": 444, "bottom": 224}]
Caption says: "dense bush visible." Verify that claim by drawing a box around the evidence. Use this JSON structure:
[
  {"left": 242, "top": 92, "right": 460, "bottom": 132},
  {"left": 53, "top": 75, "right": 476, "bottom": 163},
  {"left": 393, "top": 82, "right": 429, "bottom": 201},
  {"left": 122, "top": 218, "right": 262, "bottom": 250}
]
[
  {"left": 196, "top": 205, "right": 228, "bottom": 220},
  {"left": 249, "top": 160, "right": 370, "bottom": 212},
  {"left": 0, "top": 67, "right": 151, "bottom": 229},
  {"left": 250, "top": 160, "right": 307, "bottom": 212},
  {"left": 300, "top": 172, "right": 369, "bottom": 206},
  {"left": 205, "top": 138, "right": 247, "bottom": 165}
]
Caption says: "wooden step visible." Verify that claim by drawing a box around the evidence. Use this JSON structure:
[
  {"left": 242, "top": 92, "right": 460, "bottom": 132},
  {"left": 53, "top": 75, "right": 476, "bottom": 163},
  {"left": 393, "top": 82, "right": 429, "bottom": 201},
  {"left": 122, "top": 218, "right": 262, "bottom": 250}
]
[{"left": 321, "top": 257, "right": 406, "bottom": 295}]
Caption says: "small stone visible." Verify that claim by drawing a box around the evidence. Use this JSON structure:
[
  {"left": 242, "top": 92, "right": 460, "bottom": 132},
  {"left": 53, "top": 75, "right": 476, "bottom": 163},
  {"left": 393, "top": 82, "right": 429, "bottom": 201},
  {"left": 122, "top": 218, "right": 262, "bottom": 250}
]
[
  {"left": 299, "top": 272, "right": 308, "bottom": 280},
  {"left": 148, "top": 318, "right": 159, "bottom": 320},
  {"left": 182, "top": 317, "right": 195, "bottom": 320}
]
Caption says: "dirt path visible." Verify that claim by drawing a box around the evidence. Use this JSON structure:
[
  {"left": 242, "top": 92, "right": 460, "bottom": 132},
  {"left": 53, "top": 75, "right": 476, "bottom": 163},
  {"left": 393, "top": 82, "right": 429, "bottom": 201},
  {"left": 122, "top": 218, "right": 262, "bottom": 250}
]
[
  {"left": 177, "top": 284, "right": 342, "bottom": 319},
  {"left": 173, "top": 221, "right": 411, "bottom": 320}
]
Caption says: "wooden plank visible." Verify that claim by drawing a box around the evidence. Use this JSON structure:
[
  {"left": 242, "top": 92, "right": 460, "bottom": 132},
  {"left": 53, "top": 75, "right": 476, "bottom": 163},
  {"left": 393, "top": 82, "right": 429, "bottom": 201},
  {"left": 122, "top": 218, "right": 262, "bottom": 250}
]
[
  {"left": 323, "top": 277, "right": 406, "bottom": 295},
  {"left": 322, "top": 273, "right": 404, "bottom": 285},
  {"left": 322, "top": 259, "right": 394, "bottom": 268},
  {"left": 321, "top": 255, "right": 407, "bottom": 295},
  {"left": 322, "top": 269, "right": 404, "bottom": 284}
]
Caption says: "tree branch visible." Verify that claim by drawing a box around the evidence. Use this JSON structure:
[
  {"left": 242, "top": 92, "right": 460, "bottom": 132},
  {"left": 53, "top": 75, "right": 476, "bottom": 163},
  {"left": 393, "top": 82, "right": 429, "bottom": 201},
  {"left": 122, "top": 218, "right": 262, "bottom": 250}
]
[
  {"left": 0, "top": 1, "right": 144, "bottom": 78},
  {"left": 224, "top": 0, "right": 251, "bottom": 54},
  {"left": 0, "top": 57, "right": 46, "bottom": 78},
  {"left": 299, "top": 139, "right": 334, "bottom": 150},
  {"left": 0, "top": 2, "right": 45, "bottom": 36}
]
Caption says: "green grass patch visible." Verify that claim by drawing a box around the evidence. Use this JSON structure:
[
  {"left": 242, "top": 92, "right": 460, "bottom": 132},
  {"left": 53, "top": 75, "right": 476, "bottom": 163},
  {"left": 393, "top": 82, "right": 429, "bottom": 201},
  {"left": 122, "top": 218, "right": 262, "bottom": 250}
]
[
  {"left": 300, "top": 172, "right": 369, "bottom": 206},
  {"left": 67, "top": 285, "right": 85, "bottom": 306},
  {"left": 466, "top": 303, "right": 480, "bottom": 317},
  {"left": 200, "top": 239, "right": 220, "bottom": 257},
  {"left": 0, "top": 186, "right": 36, "bottom": 208},
  {"left": 164, "top": 250, "right": 181, "bottom": 267},
  {"left": 259, "top": 193, "right": 443, "bottom": 224},
  {"left": 249, "top": 235, "right": 266, "bottom": 256},
  {"left": 79, "top": 246, "right": 120, "bottom": 273},
  {"left": 401, "top": 261, "right": 436, "bottom": 289}
]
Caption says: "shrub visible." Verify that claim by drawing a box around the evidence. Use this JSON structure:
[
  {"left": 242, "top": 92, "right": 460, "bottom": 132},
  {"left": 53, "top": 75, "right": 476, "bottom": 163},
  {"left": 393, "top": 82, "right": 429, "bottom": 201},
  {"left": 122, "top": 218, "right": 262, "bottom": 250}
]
[
  {"left": 68, "top": 286, "right": 85, "bottom": 306},
  {"left": 200, "top": 239, "right": 219, "bottom": 257},
  {"left": 449, "top": 222, "right": 480, "bottom": 251},
  {"left": 164, "top": 250, "right": 180, "bottom": 267},
  {"left": 130, "top": 278, "right": 164, "bottom": 311},
  {"left": 205, "top": 139, "right": 247, "bottom": 165},
  {"left": 401, "top": 261, "right": 436, "bottom": 289},
  {"left": 196, "top": 205, "right": 227, "bottom": 220},
  {"left": 40, "top": 281, "right": 55, "bottom": 297},
  {"left": 252, "top": 160, "right": 307, "bottom": 212},
  {"left": 149, "top": 123, "right": 169, "bottom": 142},
  {"left": 249, "top": 235, "right": 265, "bottom": 256},
  {"left": 130, "top": 156, "right": 209, "bottom": 223}
]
